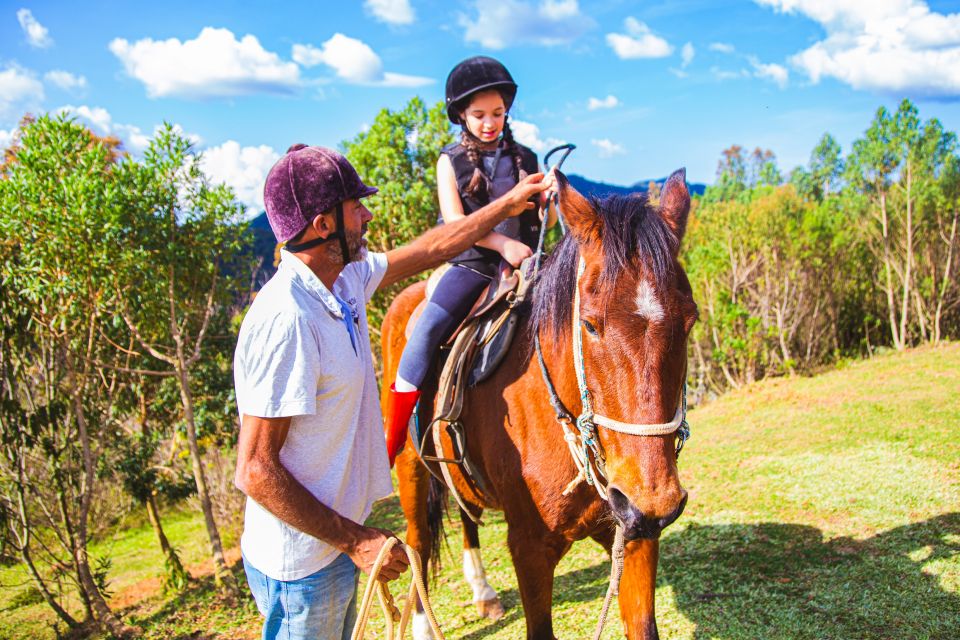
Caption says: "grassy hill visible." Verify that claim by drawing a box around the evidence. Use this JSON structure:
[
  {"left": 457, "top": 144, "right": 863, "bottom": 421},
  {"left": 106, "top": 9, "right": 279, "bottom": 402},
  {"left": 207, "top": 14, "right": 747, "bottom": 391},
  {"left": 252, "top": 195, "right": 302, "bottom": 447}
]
[{"left": 1, "top": 344, "right": 957, "bottom": 639}]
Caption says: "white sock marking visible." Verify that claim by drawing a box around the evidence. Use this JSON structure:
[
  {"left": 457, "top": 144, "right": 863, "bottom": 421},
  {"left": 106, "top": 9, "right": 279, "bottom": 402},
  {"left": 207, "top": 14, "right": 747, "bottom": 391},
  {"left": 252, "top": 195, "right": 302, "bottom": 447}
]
[{"left": 463, "top": 548, "right": 497, "bottom": 603}]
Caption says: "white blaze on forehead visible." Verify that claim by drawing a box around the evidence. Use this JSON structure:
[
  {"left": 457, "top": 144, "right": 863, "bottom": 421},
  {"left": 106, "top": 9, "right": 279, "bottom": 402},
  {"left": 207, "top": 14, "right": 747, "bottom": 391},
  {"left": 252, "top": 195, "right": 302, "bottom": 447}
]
[{"left": 635, "top": 280, "right": 664, "bottom": 321}]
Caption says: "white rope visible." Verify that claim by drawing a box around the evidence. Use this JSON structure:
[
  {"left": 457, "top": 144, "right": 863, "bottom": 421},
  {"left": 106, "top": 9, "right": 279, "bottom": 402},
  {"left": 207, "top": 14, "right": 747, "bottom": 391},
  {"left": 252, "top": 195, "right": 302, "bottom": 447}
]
[
  {"left": 592, "top": 524, "right": 625, "bottom": 640},
  {"left": 350, "top": 537, "right": 445, "bottom": 640}
]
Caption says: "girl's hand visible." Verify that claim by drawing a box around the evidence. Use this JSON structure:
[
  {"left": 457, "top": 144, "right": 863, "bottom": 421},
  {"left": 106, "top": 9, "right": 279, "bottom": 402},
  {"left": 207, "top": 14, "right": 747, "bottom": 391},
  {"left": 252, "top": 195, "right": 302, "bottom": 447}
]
[
  {"left": 539, "top": 169, "right": 558, "bottom": 208},
  {"left": 501, "top": 239, "right": 533, "bottom": 268}
]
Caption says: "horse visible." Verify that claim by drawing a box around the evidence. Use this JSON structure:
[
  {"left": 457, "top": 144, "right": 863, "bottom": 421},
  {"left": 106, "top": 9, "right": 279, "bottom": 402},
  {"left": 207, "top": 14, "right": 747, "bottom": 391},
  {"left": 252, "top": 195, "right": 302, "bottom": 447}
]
[{"left": 380, "top": 169, "right": 697, "bottom": 640}]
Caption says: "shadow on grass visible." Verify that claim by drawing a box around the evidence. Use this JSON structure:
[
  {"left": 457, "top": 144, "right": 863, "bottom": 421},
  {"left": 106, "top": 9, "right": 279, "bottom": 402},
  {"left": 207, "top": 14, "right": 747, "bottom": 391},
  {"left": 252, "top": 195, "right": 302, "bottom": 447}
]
[
  {"left": 660, "top": 513, "right": 960, "bottom": 640},
  {"left": 126, "top": 561, "right": 259, "bottom": 640},
  {"left": 452, "top": 558, "right": 611, "bottom": 640}
]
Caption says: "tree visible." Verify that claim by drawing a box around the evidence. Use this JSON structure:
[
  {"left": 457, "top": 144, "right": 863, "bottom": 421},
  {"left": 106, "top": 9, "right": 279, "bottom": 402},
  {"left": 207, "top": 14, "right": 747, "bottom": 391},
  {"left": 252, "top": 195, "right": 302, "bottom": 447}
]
[
  {"left": 110, "top": 125, "right": 249, "bottom": 596},
  {"left": 846, "top": 99, "right": 958, "bottom": 348},
  {"left": 0, "top": 115, "right": 137, "bottom": 637},
  {"left": 341, "top": 97, "right": 456, "bottom": 338}
]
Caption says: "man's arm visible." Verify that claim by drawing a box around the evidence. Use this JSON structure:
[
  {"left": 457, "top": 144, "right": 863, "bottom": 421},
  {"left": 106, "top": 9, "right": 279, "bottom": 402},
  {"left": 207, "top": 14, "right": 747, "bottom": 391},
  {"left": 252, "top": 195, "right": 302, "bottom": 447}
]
[
  {"left": 234, "top": 414, "right": 408, "bottom": 581},
  {"left": 378, "top": 172, "right": 551, "bottom": 290}
]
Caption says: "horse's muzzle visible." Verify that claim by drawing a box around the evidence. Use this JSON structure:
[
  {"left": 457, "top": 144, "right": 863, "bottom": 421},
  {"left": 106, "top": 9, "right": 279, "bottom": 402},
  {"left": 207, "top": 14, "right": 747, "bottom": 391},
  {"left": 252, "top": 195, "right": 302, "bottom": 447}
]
[{"left": 607, "top": 486, "right": 688, "bottom": 540}]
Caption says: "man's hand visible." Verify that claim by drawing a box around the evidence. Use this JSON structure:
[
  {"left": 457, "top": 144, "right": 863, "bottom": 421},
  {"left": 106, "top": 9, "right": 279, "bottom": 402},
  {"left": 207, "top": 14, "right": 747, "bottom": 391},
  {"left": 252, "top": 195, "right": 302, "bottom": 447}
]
[
  {"left": 504, "top": 172, "right": 554, "bottom": 216},
  {"left": 348, "top": 526, "right": 410, "bottom": 582},
  {"left": 380, "top": 171, "right": 553, "bottom": 289}
]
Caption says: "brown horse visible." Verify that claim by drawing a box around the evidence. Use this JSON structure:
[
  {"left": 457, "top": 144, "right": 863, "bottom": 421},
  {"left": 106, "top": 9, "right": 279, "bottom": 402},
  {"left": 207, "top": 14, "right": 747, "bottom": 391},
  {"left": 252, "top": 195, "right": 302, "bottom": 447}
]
[{"left": 381, "top": 170, "right": 697, "bottom": 639}]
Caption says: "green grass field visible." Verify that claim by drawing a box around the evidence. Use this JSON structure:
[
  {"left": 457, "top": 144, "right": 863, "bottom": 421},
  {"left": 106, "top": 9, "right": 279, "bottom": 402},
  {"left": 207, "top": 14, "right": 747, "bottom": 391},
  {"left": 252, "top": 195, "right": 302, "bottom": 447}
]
[{"left": 1, "top": 344, "right": 958, "bottom": 639}]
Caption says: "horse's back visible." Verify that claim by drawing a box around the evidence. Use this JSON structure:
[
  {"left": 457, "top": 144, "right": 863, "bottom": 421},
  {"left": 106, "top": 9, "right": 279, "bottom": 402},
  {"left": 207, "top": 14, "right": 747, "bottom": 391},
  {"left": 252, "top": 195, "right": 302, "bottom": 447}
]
[{"left": 380, "top": 280, "right": 427, "bottom": 404}]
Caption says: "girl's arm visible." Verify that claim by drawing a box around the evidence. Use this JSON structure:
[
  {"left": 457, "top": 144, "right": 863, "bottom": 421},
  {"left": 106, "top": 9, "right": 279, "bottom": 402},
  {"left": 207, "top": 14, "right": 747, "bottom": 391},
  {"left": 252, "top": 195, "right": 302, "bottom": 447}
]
[{"left": 437, "top": 154, "right": 520, "bottom": 257}]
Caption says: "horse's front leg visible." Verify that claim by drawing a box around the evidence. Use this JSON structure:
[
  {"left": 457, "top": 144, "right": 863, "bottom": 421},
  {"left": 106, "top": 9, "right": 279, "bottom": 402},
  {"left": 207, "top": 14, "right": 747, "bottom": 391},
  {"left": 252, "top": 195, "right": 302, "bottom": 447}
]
[
  {"left": 460, "top": 507, "right": 505, "bottom": 620},
  {"left": 618, "top": 538, "right": 660, "bottom": 640},
  {"left": 508, "top": 526, "right": 569, "bottom": 640},
  {"left": 396, "top": 446, "right": 436, "bottom": 640}
]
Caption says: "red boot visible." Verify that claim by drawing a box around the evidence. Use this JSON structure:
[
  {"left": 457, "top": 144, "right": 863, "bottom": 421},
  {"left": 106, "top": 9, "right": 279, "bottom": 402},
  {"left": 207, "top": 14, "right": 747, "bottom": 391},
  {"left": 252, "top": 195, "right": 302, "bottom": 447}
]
[{"left": 383, "top": 384, "right": 420, "bottom": 467}]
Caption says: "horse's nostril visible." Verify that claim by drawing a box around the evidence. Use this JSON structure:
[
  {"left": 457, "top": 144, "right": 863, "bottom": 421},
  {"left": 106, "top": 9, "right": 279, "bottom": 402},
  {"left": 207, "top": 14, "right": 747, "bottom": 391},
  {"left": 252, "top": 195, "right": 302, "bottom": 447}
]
[
  {"left": 658, "top": 492, "right": 688, "bottom": 530},
  {"left": 607, "top": 486, "right": 637, "bottom": 527}
]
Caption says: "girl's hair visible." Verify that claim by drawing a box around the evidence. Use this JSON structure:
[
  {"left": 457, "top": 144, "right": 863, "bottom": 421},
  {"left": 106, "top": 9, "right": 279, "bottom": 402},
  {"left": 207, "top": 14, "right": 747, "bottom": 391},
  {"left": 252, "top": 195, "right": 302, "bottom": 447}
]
[{"left": 461, "top": 112, "right": 528, "bottom": 200}]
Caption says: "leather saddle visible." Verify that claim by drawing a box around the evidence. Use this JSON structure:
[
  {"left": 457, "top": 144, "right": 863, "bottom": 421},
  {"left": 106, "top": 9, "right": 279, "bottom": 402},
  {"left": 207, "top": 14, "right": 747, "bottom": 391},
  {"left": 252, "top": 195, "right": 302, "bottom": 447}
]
[{"left": 402, "top": 259, "right": 534, "bottom": 520}]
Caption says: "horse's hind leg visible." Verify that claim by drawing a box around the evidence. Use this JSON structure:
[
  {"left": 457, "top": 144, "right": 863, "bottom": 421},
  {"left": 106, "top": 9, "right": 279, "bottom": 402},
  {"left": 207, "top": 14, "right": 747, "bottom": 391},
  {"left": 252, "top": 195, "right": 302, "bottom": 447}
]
[
  {"left": 460, "top": 508, "right": 505, "bottom": 620},
  {"left": 508, "top": 526, "right": 570, "bottom": 640}
]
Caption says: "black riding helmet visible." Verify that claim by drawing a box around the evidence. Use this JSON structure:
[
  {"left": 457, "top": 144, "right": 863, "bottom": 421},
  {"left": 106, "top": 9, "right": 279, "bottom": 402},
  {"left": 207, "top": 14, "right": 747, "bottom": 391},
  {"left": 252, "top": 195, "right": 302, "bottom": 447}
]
[{"left": 445, "top": 56, "right": 517, "bottom": 125}]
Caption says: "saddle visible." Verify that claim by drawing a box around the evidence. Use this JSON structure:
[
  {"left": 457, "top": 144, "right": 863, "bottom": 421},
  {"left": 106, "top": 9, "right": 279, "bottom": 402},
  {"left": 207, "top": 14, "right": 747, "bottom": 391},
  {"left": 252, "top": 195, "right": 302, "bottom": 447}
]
[{"left": 403, "top": 259, "right": 535, "bottom": 521}]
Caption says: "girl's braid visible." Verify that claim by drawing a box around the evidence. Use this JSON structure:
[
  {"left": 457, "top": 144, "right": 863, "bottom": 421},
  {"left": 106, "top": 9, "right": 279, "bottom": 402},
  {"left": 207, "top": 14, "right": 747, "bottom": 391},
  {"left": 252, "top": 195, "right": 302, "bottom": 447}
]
[
  {"left": 461, "top": 129, "right": 488, "bottom": 200},
  {"left": 501, "top": 116, "right": 528, "bottom": 181}
]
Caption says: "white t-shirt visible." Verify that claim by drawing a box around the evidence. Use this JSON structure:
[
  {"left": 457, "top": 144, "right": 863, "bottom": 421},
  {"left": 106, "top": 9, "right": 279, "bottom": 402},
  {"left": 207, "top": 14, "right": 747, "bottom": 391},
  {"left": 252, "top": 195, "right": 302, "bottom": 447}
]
[{"left": 234, "top": 249, "right": 393, "bottom": 581}]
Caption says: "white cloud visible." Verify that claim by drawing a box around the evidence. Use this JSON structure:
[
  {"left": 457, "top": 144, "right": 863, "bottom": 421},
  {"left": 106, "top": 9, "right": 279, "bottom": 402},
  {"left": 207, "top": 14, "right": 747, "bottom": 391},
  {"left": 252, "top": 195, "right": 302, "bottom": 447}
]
[
  {"left": 0, "top": 64, "right": 44, "bottom": 122},
  {"left": 711, "top": 66, "right": 748, "bottom": 82},
  {"left": 364, "top": 0, "right": 415, "bottom": 25},
  {"left": 44, "top": 70, "right": 87, "bottom": 94},
  {"left": 460, "top": 0, "right": 592, "bottom": 49},
  {"left": 709, "top": 42, "right": 735, "bottom": 54},
  {"left": 109, "top": 27, "right": 300, "bottom": 99},
  {"left": 587, "top": 95, "right": 621, "bottom": 110},
  {"left": 748, "top": 56, "right": 789, "bottom": 88},
  {"left": 292, "top": 34, "right": 432, "bottom": 87},
  {"left": 0, "top": 128, "right": 16, "bottom": 151},
  {"left": 510, "top": 118, "right": 565, "bottom": 153},
  {"left": 606, "top": 17, "right": 673, "bottom": 59},
  {"left": 592, "top": 138, "right": 626, "bottom": 158},
  {"left": 200, "top": 140, "right": 280, "bottom": 216},
  {"left": 681, "top": 42, "right": 695, "bottom": 68},
  {"left": 17, "top": 9, "right": 52, "bottom": 49},
  {"left": 57, "top": 104, "right": 200, "bottom": 155},
  {"left": 756, "top": 0, "right": 960, "bottom": 97}
]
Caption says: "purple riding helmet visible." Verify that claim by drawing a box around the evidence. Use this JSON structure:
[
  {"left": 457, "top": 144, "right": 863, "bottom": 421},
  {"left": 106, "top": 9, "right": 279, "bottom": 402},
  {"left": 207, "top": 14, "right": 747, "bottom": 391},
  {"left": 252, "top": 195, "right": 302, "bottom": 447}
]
[{"left": 263, "top": 143, "right": 378, "bottom": 262}]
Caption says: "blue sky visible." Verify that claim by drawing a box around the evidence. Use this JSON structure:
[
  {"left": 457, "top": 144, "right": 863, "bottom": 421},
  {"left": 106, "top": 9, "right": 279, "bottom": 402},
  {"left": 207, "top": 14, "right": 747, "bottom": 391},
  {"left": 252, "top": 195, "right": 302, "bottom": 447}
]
[{"left": 2, "top": 0, "right": 960, "bottom": 215}]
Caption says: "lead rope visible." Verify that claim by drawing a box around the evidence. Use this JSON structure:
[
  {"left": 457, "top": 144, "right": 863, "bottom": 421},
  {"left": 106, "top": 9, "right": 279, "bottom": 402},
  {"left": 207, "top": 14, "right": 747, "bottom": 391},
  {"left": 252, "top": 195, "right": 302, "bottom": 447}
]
[{"left": 350, "top": 538, "right": 445, "bottom": 640}]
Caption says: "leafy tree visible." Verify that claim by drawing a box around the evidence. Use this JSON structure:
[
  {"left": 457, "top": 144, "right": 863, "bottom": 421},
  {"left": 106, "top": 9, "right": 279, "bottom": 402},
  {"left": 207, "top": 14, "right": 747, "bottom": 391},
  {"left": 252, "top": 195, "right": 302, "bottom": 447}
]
[
  {"left": 109, "top": 125, "right": 249, "bottom": 596},
  {"left": 341, "top": 97, "right": 455, "bottom": 338},
  {"left": 0, "top": 115, "right": 137, "bottom": 637}
]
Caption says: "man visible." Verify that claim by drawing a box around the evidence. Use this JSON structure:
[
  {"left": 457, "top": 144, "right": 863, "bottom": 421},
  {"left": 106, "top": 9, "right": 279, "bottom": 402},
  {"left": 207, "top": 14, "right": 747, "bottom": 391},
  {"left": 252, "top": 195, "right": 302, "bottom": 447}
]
[{"left": 233, "top": 143, "right": 551, "bottom": 640}]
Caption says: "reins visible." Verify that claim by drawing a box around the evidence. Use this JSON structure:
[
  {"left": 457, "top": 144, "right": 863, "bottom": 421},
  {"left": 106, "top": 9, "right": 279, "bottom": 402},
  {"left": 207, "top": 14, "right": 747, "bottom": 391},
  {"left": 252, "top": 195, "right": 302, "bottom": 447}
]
[
  {"left": 350, "top": 538, "right": 446, "bottom": 640},
  {"left": 530, "top": 145, "right": 690, "bottom": 640}
]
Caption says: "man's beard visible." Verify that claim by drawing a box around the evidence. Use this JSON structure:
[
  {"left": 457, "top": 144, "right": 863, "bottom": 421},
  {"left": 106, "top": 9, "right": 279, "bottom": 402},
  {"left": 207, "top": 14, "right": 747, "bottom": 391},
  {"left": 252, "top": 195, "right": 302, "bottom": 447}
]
[{"left": 343, "top": 225, "right": 367, "bottom": 264}]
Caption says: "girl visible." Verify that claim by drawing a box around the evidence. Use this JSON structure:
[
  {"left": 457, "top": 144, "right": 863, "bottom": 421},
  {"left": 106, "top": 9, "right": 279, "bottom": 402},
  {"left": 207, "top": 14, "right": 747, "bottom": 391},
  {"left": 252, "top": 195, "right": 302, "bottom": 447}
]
[{"left": 384, "top": 55, "right": 554, "bottom": 466}]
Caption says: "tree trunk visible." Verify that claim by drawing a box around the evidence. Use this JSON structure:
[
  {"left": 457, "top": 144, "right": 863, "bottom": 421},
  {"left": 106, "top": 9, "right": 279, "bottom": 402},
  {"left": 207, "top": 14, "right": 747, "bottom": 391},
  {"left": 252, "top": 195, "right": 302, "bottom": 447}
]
[
  {"left": 72, "top": 395, "right": 138, "bottom": 639},
  {"left": 176, "top": 364, "right": 239, "bottom": 597},
  {"left": 145, "top": 494, "right": 189, "bottom": 591},
  {"left": 879, "top": 191, "right": 904, "bottom": 350},
  {"left": 900, "top": 162, "right": 914, "bottom": 346},
  {"left": 13, "top": 453, "right": 79, "bottom": 629},
  {"left": 934, "top": 212, "right": 958, "bottom": 344}
]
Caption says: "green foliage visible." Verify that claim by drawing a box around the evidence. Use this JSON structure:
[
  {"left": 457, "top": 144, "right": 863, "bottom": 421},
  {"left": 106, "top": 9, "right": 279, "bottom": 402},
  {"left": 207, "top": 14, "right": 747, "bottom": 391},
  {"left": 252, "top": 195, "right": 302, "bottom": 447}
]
[
  {"left": 688, "top": 99, "right": 959, "bottom": 394},
  {"left": 341, "top": 97, "right": 455, "bottom": 336}
]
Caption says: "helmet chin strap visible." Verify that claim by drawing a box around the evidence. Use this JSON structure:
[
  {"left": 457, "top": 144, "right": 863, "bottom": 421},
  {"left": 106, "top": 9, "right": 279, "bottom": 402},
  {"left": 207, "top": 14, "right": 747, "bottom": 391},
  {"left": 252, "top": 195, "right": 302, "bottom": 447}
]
[{"left": 285, "top": 202, "right": 352, "bottom": 264}]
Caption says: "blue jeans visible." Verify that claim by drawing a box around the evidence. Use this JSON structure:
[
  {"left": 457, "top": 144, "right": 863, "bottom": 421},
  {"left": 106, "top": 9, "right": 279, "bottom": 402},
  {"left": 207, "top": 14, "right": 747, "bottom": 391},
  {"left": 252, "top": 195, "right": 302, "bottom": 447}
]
[{"left": 243, "top": 553, "right": 359, "bottom": 640}]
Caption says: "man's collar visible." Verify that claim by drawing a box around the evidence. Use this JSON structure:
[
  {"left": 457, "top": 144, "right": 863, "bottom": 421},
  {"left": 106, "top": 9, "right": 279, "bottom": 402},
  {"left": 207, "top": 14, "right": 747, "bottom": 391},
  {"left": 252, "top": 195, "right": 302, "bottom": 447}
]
[{"left": 279, "top": 249, "right": 344, "bottom": 318}]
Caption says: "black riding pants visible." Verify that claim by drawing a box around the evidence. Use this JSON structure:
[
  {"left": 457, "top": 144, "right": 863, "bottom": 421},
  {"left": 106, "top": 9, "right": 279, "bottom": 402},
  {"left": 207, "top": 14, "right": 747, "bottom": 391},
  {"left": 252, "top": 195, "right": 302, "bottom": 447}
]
[{"left": 396, "top": 264, "right": 491, "bottom": 389}]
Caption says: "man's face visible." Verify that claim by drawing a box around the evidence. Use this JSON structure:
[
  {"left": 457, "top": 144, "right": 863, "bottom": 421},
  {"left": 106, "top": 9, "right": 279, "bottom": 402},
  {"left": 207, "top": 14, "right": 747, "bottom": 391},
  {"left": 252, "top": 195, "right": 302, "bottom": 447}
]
[{"left": 340, "top": 198, "right": 372, "bottom": 263}]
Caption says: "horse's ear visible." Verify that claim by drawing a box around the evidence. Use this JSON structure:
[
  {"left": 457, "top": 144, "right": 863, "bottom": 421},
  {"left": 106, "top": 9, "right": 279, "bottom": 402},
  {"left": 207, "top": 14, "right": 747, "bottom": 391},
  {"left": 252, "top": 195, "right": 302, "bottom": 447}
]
[
  {"left": 659, "top": 168, "right": 690, "bottom": 243},
  {"left": 556, "top": 171, "right": 601, "bottom": 245}
]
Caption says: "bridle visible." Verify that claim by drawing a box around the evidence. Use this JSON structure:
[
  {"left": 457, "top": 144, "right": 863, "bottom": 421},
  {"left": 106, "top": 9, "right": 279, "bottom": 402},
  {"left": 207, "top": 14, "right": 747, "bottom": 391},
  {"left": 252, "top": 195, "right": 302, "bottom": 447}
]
[{"left": 531, "top": 145, "right": 690, "bottom": 501}]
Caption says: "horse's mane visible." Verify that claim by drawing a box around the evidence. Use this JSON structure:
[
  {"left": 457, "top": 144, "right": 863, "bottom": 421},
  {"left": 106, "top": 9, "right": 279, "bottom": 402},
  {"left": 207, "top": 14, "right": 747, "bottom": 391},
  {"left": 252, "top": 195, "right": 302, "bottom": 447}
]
[{"left": 529, "top": 193, "right": 676, "bottom": 343}]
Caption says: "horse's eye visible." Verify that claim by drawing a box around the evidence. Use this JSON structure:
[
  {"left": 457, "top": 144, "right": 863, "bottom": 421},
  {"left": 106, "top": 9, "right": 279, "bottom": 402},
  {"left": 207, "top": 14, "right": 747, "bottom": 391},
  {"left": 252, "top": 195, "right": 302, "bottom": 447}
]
[{"left": 581, "top": 319, "right": 599, "bottom": 336}]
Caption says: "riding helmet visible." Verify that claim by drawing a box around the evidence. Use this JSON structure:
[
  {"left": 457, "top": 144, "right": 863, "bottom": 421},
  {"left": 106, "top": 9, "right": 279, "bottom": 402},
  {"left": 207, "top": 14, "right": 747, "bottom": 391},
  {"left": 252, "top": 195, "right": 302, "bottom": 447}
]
[{"left": 445, "top": 56, "right": 517, "bottom": 125}]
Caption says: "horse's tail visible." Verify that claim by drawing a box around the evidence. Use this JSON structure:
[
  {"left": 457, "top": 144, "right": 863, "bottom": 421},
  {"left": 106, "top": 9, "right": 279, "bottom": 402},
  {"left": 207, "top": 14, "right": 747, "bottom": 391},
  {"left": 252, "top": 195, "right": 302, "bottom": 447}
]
[{"left": 426, "top": 472, "right": 448, "bottom": 577}]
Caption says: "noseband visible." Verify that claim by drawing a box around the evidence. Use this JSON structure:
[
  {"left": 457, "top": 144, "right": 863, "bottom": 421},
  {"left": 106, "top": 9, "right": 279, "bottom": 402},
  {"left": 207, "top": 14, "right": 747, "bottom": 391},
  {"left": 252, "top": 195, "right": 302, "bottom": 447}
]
[{"left": 535, "top": 255, "right": 690, "bottom": 501}]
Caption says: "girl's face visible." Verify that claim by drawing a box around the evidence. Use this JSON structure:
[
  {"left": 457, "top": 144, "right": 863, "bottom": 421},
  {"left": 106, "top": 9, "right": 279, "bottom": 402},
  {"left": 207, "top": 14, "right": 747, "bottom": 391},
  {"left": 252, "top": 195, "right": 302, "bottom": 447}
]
[{"left": 461, "top": 89, "right": 506, "bottom": 143}]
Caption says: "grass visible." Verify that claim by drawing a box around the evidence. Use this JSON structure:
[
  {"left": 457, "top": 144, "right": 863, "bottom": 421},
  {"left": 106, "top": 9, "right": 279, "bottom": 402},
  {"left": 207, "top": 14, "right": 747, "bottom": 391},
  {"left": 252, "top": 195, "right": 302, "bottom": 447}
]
[{"left": 1, "top": 343, "right": 958, "bottom": 638}]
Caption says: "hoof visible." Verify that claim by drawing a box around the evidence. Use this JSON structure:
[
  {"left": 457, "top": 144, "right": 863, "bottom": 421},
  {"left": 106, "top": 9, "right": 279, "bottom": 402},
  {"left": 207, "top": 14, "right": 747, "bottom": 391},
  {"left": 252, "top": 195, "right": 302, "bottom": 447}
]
[{"left": 476, "top": 597, "right": 505, "bottom": 621}]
